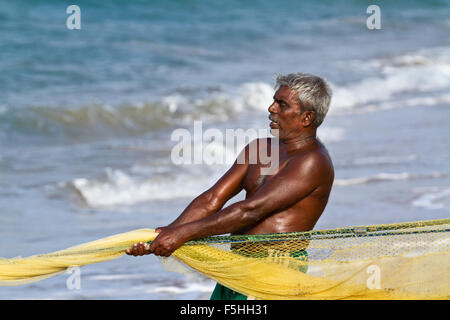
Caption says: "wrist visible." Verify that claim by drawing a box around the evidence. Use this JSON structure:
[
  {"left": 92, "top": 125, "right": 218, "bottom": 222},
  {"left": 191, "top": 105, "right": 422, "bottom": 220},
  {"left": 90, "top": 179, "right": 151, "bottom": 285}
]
[{"left": 177, "top": 222, "right": 200, "bottom": 243}]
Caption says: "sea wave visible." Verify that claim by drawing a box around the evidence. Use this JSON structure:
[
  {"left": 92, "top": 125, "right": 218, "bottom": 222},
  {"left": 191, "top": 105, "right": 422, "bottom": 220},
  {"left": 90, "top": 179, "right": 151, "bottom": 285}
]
[
  {"left": 335, "top": 155, "right": 418, "bottom": 169},
  {"left": 1, "top": 82, "right": 274, "bottom": 141},
  {"left": 3, "top": 47, "right": 450, "bottom": 142},
  {"left": 141, "top": 282, "right": 215, "bottom": 295},
  {"left": 330, "top": 46, "right": 450, "bottom": 113},
  {"left": 351, "top": 155, "right": 417, "bottom": 166},
  {"left": 412, "top": 187, "right": 450, "bottom": 210},
  {"left": 335, "top": 172, "right": 444, "bottom": 186},
  {"left": 70, "top": 170, "right": 208, "bottom": 206},
  {"left": 64, "top": 167, "right": 222, "bottom": 208}
]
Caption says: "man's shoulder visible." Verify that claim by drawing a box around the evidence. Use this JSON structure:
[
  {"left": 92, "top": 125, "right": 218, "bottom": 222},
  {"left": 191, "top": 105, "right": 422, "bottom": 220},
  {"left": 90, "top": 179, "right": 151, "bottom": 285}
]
[{"left": 290, "top": 145, "right": 334, "bottom": 174}]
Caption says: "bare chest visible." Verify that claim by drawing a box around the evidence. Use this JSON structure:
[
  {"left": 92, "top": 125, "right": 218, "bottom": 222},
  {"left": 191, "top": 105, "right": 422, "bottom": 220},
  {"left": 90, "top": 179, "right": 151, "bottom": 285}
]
[{"left": 242, "top": 156, "right": 290, "bottom": 196}]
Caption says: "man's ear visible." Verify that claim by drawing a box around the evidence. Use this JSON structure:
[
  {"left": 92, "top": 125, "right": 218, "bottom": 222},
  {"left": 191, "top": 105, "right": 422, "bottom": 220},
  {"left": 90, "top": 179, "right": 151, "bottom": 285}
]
[{"left": 302, "top": 111, "right": 316, "bottom": 127}]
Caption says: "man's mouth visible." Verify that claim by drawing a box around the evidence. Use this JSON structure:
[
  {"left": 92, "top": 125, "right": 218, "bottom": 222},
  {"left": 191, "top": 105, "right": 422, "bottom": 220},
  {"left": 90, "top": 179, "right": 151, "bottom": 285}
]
[{"left": 269, "top": 115, "right": 280, "bottom": 127}]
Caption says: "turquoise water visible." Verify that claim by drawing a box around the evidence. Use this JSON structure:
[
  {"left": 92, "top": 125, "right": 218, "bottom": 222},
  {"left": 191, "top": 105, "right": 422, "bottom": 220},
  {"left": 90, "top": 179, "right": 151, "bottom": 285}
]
[{"left": 0, "top": 0, "right": 449, "bottom": 299}]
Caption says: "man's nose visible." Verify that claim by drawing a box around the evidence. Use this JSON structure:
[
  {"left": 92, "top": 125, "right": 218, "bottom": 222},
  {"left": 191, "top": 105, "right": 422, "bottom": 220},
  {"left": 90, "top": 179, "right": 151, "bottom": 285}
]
[{"left": 268, "top": 102, "right": 277, "bottom": 113}]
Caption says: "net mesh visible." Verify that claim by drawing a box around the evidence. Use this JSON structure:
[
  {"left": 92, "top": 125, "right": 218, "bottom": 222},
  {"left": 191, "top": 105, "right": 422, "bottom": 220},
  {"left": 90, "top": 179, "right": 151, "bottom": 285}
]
[{"left": 1, "top": 219, "right": 449, "bottom": 299}]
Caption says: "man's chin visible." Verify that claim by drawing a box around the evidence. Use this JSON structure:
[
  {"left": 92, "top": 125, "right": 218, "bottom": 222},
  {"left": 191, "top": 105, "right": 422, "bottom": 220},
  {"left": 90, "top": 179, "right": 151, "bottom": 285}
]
[{"left": 270, "top": 128, "right": 280, "bottom": 137}]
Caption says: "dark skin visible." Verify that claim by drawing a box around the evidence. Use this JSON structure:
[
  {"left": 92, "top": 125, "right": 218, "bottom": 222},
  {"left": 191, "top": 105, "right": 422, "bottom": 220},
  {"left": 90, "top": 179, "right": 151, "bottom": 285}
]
[{"left": 126, "top": 85, "right": 334, "bottom": 257}]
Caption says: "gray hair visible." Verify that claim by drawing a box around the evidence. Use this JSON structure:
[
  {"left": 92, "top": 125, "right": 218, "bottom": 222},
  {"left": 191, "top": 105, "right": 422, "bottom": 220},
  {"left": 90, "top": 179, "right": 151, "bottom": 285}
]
[{"left": 275, "top": 73, "right": 332, "bottom": 127}]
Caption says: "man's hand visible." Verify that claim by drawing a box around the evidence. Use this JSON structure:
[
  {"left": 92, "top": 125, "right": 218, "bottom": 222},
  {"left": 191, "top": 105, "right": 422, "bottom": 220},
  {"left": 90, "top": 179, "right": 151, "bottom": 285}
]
[
  {"left": 125, "top": 241, "right": 151, "bottom": 256},
  {"left": 125, "top": 226, "right": 189, "bottom": 257}
]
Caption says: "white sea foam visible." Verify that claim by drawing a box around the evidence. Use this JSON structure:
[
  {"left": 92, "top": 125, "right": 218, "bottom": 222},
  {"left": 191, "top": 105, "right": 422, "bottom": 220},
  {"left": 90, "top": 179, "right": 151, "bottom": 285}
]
[
  {"left": 351, "top": 155, "right": 417, "bottom": 166},
  {"left": 412, "top": 187, "right": 450, "bottom": 210},
  {"left": 233, "top": 82, "right": 274, "bottom": 112},
  {"left": 163, "top": 81, "right": 274, "bottom": 117},
  {"left": 335, "top": 172, "right": 444, "bottom": 186},
  {"left": 139, "top": 282, "right": 215, "bottom": 294},
  {"left": 211, "top": 48, "right": 450, "bottom": 118},
  {"left": 67, "top": 126, "right": 256, "bottom": 207},
  {"left": 335, "top": 172, "right": 411, "bottom": 186},
  {"left": 359, "top": 93, "right": 450, "bottom": 113},
  {"left": 317, "top": 126, "right": 345, "bottom": 143},
  {"left": 330, "top": 47, "right": 450, "bottom": 113},
  {"left": 87, "top": 274, "right": 145, "bottom": 281},
  {"left": 70, "top": 168, "right": 219, "bottom": 207}
]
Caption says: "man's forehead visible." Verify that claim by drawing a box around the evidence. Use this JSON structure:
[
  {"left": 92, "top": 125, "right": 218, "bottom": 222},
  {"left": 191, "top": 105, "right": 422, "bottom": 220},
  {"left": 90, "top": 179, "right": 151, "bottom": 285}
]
[{"left": 274, "top": 86, "right": 297, "bottom": 102}]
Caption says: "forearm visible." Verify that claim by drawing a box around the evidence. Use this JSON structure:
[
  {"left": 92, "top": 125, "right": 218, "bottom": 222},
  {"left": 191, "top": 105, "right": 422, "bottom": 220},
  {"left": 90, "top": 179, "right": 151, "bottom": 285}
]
[
  {"left": 145, "top": 198, "right": 265, "bottom": 257},
  {"left": 178, "top": 199, "right": 263, "bottom": 241},
  {"left": 168, "top": 190, "right": 223, "bottom": 227}
]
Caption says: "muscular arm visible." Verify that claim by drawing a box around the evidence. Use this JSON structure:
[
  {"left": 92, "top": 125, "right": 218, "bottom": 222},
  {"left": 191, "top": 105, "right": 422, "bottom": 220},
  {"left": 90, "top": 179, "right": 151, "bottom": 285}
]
[
  {"left": 178, "top": 152, "right": 331, "bottom": 240},
  {"left": 126, "top": 144, "right": 250, "bottom": 257},
  {"left": 167, "top": 147, "right": 249, "bottom": 227},
  {"left": 143, "top": 152, "right": 332, "bottom": 257}
]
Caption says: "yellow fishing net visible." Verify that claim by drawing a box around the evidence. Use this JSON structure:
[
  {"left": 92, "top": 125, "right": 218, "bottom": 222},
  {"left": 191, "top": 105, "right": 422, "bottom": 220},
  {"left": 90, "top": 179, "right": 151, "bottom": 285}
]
[{"left": 1, "top": 218, "right": 449, "bottom": 299}]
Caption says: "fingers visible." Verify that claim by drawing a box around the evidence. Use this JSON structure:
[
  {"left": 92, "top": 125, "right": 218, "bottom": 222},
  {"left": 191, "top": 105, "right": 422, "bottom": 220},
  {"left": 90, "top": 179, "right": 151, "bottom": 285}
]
[
  {"left": 125, "top": 242, "right": 151, "bottom": 256},
  {"left": 149, "top": 240, "right": 170, "bottom": 257},
  {"left": 125, "top": 227, "right": 175, "bottom": 258},
  {"left": 138, "top": 242, "right": 144, "bottom": 255}
]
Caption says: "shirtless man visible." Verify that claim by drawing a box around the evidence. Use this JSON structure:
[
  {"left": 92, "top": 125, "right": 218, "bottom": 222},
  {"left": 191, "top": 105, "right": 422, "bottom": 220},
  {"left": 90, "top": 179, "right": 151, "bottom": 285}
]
[{"left": 126, "top": 73, "right": 334, "bottom": 299}]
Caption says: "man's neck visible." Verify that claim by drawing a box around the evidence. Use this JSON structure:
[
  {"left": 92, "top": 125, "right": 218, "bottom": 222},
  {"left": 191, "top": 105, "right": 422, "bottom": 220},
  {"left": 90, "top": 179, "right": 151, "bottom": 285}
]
[{"left": 280, "top": 131, "right": 317, "bottom": 153}]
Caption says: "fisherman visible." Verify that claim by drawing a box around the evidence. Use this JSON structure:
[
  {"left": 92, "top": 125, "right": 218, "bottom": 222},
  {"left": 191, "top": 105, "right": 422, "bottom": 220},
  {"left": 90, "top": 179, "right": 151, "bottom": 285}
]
[{"left": 126, "top": 73, "right": 334, "bottom": 300}]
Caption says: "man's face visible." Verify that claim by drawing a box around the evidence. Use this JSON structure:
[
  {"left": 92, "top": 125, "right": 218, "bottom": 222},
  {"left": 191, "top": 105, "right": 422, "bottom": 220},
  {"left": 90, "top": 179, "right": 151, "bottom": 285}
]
[{"left": 268, "top": 86, "right": 307, "bottom": 139}]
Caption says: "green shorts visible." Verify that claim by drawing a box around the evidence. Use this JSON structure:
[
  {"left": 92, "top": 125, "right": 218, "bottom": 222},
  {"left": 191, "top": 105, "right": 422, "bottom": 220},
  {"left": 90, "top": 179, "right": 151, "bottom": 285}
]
[
  {"left": 210, "top": 283, "right": 249, "bottom": 300},
  {"left": 210, "top": 250, "right": 308, "bottom": 300}
]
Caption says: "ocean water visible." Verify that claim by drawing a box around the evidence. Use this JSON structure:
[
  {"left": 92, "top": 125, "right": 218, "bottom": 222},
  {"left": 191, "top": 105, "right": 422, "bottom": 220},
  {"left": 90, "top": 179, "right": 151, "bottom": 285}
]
[{"left": 0, "top": 0, "right": 449, "bottom": 299}]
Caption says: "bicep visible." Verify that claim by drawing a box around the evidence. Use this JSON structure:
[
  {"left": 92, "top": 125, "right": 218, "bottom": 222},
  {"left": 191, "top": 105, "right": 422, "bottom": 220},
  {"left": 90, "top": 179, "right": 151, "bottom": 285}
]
[{"left": 206, "top": 148, "right": 249, "bottom": 209}]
